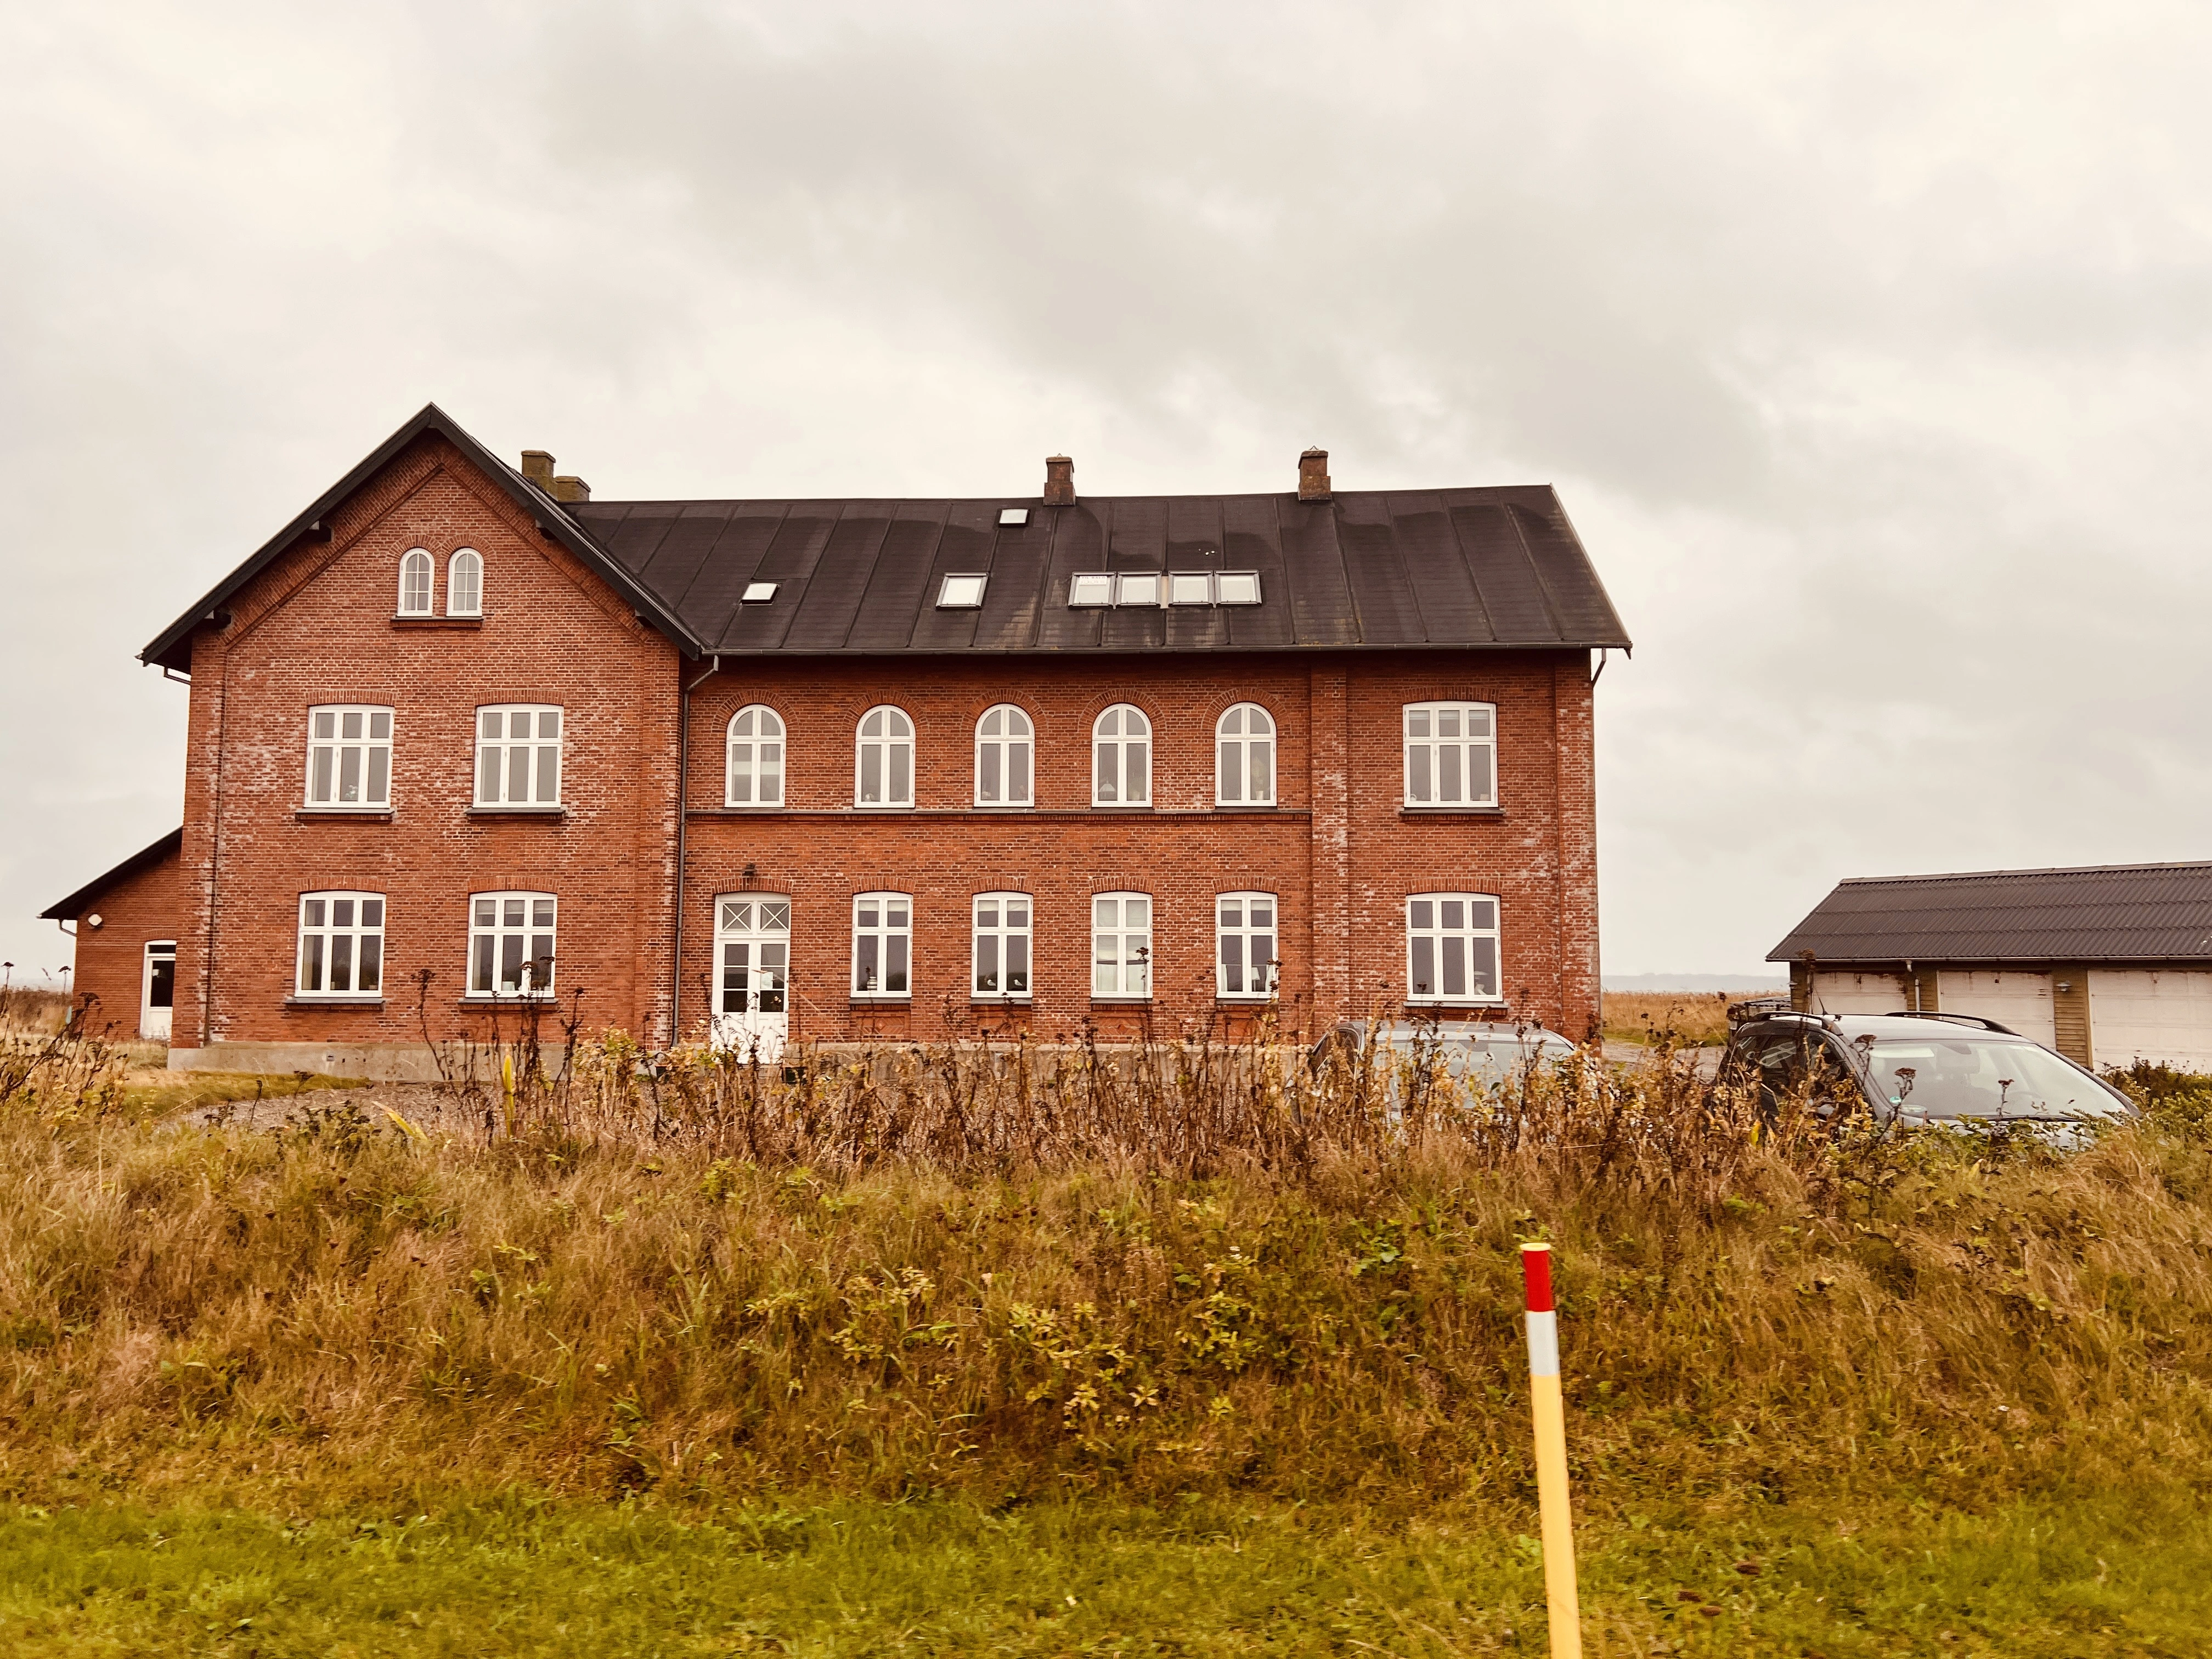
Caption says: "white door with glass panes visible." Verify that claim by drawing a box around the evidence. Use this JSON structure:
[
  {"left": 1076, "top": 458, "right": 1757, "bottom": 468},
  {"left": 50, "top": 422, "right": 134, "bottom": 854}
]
[
  {"left": 140, "top": 941, "right": 176, "bottom": 1041},
  {"left": 712, "top": 896, "right": 789, "bottom": 1059}
]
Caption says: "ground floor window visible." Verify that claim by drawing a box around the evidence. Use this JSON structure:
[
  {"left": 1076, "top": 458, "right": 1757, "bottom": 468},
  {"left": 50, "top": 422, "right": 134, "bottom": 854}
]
[
  {"left": 1405, "top": 893, "right": 1500, "bottom": 1003},
  {"left": 469, "top": 892, "right": 556, "bottom": 997},
  {"left": 1092, "top": 893, "right": 1153, "bottom": 999},
  {"left": 852, "top": 892, "right": 912, "bottom": 998},
  {"left": 972, "top": 893, "right": 1032, "bottom": 1000},
  {"left": 1216, "top": 892, "right": 1278, "bottom": 998},
  {"left": 297, "top": 893, "right": 385, "bottom": 996}
]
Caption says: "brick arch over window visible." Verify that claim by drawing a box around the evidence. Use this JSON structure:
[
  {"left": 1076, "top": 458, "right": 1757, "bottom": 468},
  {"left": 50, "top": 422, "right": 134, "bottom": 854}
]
[{"left": 397, "top": 548, "right": 433, "bottom": 616}]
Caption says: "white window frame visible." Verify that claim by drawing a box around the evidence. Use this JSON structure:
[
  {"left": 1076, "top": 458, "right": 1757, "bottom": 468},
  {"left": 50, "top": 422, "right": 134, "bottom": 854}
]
[
  {"left": 446, "top": 548, "right": 483, "bottom": 617},
  {"left": 1166, "top": 571, "right": 1262, "bottom": 606},
  {"left": 467, "top": 891, "right": 557, "bottom": 999},
  {"left": 1068, "top": 572, "right": 1170, "bottom": 607},
  {"left": 938, "top": 573, "right": 988, "bottom": 608},
  {"left": 1404, "top": 893, "right": 1504, "bottom": 1005},
  {"left": 1092, "top": 704, "right": 1152, "bottom": 807},
  {"left": 972, "top": 892, "right": 1033, "bottom": 1001},
  {"left": 1402, "top": 702, "right": 1498, "bottom": 809},
  {"left": 475, "top": 704, "right": 563, "bottom": 808},
  {"left": 851, "top": 891, "right": 913, "bottom": 1000},
  {"left": 1215, "top": 891, "right": 1279, "bottom": 1000},
  {"left": 1091, "top": 892, "right": 1153, "bottom": 1000},
  {"left": 397, "top": 549, "right": 433, "bottom": 616},
  {"left": 726, "top": 705, "right": 786, "bottom": 806},
  {"left": 1215, "top": 703, "right": 1277, "bottom": 806},
  {"left": 304, "top": 706, "right": 394, "bottom": 809},
  {"left": 974, "top": 704, "right": 1034, "bottom": 806},
  {"left": 295, "top": 891, "right": 386, "bottom": 1000},
  {"left": 855, "top": 706, "right": 915, "bottom": 809}
]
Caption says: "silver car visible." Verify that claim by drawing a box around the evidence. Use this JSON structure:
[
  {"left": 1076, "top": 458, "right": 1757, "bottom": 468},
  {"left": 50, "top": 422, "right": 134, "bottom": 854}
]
[{"left": 1310, "top": 1019, "right": 1578, "bottom": 1092}]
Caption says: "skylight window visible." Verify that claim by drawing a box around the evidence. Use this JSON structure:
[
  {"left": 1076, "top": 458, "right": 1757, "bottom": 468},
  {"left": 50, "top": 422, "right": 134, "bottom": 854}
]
[
  {"left": 741, "top": 582, "right": 778, "bottom": 603},
  {"left": 1116, "top": 573, "right": 1161, "bottom": 606},
  {"left": 1217, "top": 572, "right": 1262, "bottom": 605},
  {"left": 938, "top": 573, "right": 988, "bottom": 608},
  {"left": 1163, "top": 572, "right": 1263, "bottom": 606},
  {"left": 1168, "top": 573, "right": 1212, "bottom": 606},
  {"left": 998, "top": 508, "right": 1029, "bottom": 526},
  {"left": 1068, "top": 573, "right": 1113, "bottom": 606}
]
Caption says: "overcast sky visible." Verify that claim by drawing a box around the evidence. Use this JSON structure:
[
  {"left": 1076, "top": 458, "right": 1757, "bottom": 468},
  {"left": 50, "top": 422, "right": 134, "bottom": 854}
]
[{"left": 5, "top": 0, "right": 2210, "bottom": 989}]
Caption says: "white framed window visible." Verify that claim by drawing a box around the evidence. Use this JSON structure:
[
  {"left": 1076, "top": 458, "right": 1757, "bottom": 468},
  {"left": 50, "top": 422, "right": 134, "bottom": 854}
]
[
  {"left": 972, "top": 892, "right": 1032, "bottom": 1000},
  {"left": 1215, "top": 703, "right": 1276, "bottom": 805},
  {"left": 1092, "top": 704, "right": 1150, "bottom": 806},
  {"left": 296, "top": 892, "right": 385, "bottom": 998},
  {"left": 469, "top": 892, "right": 556, "bottom": 997},
  {"left": 398, "top": 549, "right": 433, "bottom": 616},
  {"left": 852, "top": 892, "right": 912, "bottom": 998},
  {"left": 447, "top": 549, "right": 483, "bottom": 616},
  {"left": 1068, "top": 572, "right": 1166, "bottom": 607},
  {"left": 856, "top": 706, "right": 914, "bottom": 808},
  {"left": 304, "top": 706, "right": 393, "bottom": 808},
  {"left": 974, "top": 704, "right": 1033, "bottom": 806},
  {"left": 726, "top": 706, "right": 786, "bottom": 806},
  {"left": 1165, "top": 571, "right": 1262, "bottom": 606},
  {"left": 1115, "top": 572, "right": 1161, "bottom": 606},
  {"left": 476, "top": 705, "right": 563, "bottom": 807},
  {"left": 1405, "top": 894, "right": 1502, "bottom": 1004},
  {"left": 1069, "top": 573, "right": 1113, "bottom": 606},
  {"left": 938, "top": 573, "right": 987, "bottom": 608},
  {"left": 1403, "top": 702, "right": 1497, "bottom": 808},
  {"left": 1092, "top": 893, "right": 1153, "bottom": 998},
  {"left": 741, "top": 581, "right": 778, "bottom": 603},
  {"left": 1216, "top": 893, "right": 1278, "bottom": 999}
]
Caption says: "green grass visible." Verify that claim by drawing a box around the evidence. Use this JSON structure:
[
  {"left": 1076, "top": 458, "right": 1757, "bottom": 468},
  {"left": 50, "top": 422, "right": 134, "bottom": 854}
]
[{"left": 1, "top": 1491, "right": 2205, "bottom": 1656}]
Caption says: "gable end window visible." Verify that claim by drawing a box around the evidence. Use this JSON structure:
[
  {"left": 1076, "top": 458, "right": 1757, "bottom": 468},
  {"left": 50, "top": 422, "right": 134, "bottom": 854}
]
[
  {"left": 1216, "top": 893, "right": 1279, "bottom": 999},
  {"left": 974, "top": 705, "right": 1033, "bottom": 806},
  {"left": 1092, "top": 704, "right": 1150, "bottom": 806},
  {"left": 856, "top": 707, "right": 914, "bottom": 808},
  {"left": 296, "top": 891, "right": 385, "bottom": 997},
  {"left": 972, "top": 892, "right": 1032, "bottom": 1000},
  {"left": 852, "top": 892, "right": 912, "bottom": 998},
  {"left": 305, "top": 706, "right": 393, "bottom": 808},
  {"left": 726, "top": 706, "right": 786, "bottom": 805},
  {"left": 447, "top": 549, "right": 483, "bottom": 616},
  {"left": 397, "top": 549, "right": 434, "bottom": 616},
  {"left": 476, "top": 705, "right": 563, "bottom": 806},
  {"left": 1403, "top": 702, "right": 1497, "bottom": 808},
  {"left": 1405, "top": 894, "right": 1502, "bottom": 1004},
  {"left": 469, "top": 892, "right": 556, "bottom": 997},
  {"left": 1216, "top": 703, "right": 1276, "bottom": 805}
]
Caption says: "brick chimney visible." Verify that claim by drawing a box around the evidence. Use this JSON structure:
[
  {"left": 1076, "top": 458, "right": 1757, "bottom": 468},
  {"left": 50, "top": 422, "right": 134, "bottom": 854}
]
[
  {"left": 521, "top": 450, "right": 556, "bottom": 490},
  {"left": 1297, "top": 447, "right": 1331, "bottom": 502},
  {"left": 1043, "top": 454, "right": 1075, "bottom": 506},
  {"left": 550, "top": 475, "right": 591, "bottom": 503}
]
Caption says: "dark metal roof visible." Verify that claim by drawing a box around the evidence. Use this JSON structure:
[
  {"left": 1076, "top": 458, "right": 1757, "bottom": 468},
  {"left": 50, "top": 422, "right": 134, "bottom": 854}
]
[
  {"left": 1769, "top": 862, "right": 2212, "bottom": 965},
  {"left": 569, "top": 485, "right": 1630, "bottom": 655},
  {"left": 141, "top": 404, "right": 699, "bottom": 674},
  {"left": 40, "top": 828, "right": 183, "bottom": 921}
]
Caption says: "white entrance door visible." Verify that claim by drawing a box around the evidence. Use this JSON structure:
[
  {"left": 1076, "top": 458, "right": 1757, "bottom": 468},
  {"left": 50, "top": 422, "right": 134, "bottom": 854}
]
[
  {"left": 142, "top": 941, "right": 176, "bottom": 1041},
  {"left": 710, "top": 896, "right": 789, "bottom": 1060}
]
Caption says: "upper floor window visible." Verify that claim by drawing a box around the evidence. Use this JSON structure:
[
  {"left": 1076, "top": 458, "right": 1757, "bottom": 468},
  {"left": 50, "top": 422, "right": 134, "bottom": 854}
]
[
  {"left": 972, "top": 892, "right": 1032, "bottom": 1001},
  {"left": 975, "top": 705, "right": 1033, "bottom": 806},
  {"left": 852, "top": 891, "right": 911, "bottom": 998},
  {"left": 727, "top": 706, "right": 786, "bottom": 806},
  {"left": 469, "top": 891, "right": 556, "bottom": 997},
  {"left": 447, "top": 549, "right": 483, "bottom": 617},
  {"left": 1403, "top": 702, "right": 1497, "bottom": 808},
  {"left": 1405, "top": 893, "right": 1502, "bottom": 1004},
  {"left": 856, "top": 707, "right": 913, "bottom": 808},
  {"left": 1216, "top": 892, "right": 1278, "bottom": 1000},
  {"left": 1216, "top": 704, "right": 1276, "bottom": 805},
  {"left": 296, "top": 891, "right": 385, "bottom": 998},
  {"left": 1092, "top": 704, "right": 1150, "bottom": 806},
  {"left": 1092, "top": 893, "right": 1153, "bottom": 999},
  {"left": 397, "top": 549, "right": 433, "bottom": 616},
  {"left": 305, "top": 706, "right": 393, "bottom": 808},
  {"left": 477, "top": 705, "right": 562, "bottom": 807}
]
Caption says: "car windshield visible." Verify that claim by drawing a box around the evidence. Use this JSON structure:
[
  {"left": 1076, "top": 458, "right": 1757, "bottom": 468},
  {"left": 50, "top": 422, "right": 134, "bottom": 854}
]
[{"left": 1860, "top": 1035, "right": 2126, "bottom": 1120}]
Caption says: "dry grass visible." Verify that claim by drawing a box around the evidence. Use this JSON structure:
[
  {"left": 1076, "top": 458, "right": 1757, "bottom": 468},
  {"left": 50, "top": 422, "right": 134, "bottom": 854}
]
[{"left": 1600, "top": 990, "right": 1773, "bottom": 1046}]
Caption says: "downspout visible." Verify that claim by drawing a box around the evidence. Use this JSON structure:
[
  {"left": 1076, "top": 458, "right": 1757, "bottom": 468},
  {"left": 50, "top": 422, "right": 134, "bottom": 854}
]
[{"left": 671, "top": 655, "right": 720, "bottom": 1045}]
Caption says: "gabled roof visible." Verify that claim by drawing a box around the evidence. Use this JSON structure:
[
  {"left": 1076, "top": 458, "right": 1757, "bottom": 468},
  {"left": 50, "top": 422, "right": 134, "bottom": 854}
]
[
  {"left": 572, "top": 484, "right": 1630, "bottom": 656},
  {"left": 1769, "top": 861, "right": 2212, "bottom": 966},
  {"left": 41, "top": 828, "right": 184, "bottom": 921},
  {"left": 141, "top": 404, "right": 703, "bottom": 673}
]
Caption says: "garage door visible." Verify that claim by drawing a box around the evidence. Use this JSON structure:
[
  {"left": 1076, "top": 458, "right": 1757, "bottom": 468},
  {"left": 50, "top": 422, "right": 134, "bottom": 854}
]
[
  {"left": 1936, "top": 970, "right": 2057, "bottom": 1046},
  {"left": 2087, "top": 970, "right": 2212, "bottom": 1072},
  {"left": 1810, "top": 970, "right": 1906, "bottom": 1015}
]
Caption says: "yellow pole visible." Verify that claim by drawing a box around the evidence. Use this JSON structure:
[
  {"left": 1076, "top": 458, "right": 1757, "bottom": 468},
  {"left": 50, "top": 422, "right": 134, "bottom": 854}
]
[{"left": 1521, "top": 1242, "right": 1582, "bottom": 1658}]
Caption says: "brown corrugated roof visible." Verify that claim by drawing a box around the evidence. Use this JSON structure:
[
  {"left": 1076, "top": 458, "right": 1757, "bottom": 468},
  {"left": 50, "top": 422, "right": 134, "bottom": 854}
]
[{"left": 1769, "top": 861, "right": 2212, "bottom": 965}]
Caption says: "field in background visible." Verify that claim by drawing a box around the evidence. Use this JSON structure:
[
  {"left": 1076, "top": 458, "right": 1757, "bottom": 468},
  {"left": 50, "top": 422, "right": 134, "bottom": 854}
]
[{"left": 1600, "top": 990, "right": 1774, "bottom": 1046}]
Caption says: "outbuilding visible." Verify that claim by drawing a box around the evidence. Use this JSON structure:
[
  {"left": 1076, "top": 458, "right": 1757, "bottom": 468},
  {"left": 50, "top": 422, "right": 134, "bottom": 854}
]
[{"left": 1769, "top": 861, "right": 2212, "bottom": 1071}]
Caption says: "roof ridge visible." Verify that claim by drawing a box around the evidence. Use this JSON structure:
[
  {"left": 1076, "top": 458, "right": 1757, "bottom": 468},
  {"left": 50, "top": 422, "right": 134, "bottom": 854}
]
[{"left": 1838, "top": 859, "right": 2212, "bottom": 885}]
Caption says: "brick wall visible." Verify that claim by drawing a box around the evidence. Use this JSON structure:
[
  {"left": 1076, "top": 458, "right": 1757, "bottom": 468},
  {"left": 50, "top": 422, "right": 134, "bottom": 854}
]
[{"left": 63, "top": 848, "right": 182, "bottom": 1041}]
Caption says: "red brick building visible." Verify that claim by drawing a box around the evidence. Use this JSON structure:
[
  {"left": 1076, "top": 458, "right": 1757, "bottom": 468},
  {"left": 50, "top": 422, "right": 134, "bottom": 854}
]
[{"left": 47, "top": 406, "right": 1629, "bottom": 1076}]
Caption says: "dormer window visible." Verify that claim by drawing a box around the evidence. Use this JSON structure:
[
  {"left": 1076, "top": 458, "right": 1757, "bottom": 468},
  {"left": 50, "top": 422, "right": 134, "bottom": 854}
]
[
  {"left": 938, "top": 574, "right": 987, "bottom": 608},
  {"left": 397, "top": 549, "right": 433, "bottom": 616},
  {"left": 741, "top": 582, "right": 778, "bottom": 603}
]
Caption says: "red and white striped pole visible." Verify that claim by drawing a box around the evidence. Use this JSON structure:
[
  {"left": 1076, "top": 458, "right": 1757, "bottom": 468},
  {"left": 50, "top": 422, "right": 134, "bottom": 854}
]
[{"left": 1521, "top": 1242, "right": 1583, "bottom": 1658}]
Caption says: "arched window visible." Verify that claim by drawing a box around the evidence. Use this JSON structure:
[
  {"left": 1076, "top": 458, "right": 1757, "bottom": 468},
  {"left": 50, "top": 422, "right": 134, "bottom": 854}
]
[
  {"left": 974, "top": 705, "right": 1033, "bottom": 806},
  {"left": 447, "top": 549, "right": 483, "bottom": 616},
  {"left": 397, "top": 549, "right": 433, "bottom": 616},
  {"left": 856, "top": 706, "right": 915, "bottom": 808},
  {"left": 727, "top": 706, "right": 786, "bottom": 805},
  {"left": 1092, "top": 704, "right": 1150, "bottom": 806},
  {"left": 1216, "top": 704, "right": 1276, "bottom": 805}
]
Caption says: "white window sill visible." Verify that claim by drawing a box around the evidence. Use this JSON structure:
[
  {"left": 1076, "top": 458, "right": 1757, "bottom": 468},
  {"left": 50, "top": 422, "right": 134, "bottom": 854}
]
[
  {"left": 1212, "top": 804, "right": 1279, "bottom": 812},
  {"left": 1088, "top": 804, "right": 1154, "bottom": 812},
  {"left": 285, "top": 995, "right": 386, "bottom": 1007},
  {"left": 1399, "top": 805, "right": 1504, "bottom": 816},
  {"left": 719, "top": 804, "right": 787, "bottom": 811},
  {"left": 297, "top": 805, "right": 393, "bottom": 817},
  {"left": 466, "top": 805, "right": 567, "bottom": 817},
  {"left": 970, "top": 997, "right": 1034, "bottom": 1005},
  {"left": 1089, "top": 997, "right": 1154, "bottom": 1006},
  {"left": 851, "top": 805, "right": 916, "bottom": 812}
]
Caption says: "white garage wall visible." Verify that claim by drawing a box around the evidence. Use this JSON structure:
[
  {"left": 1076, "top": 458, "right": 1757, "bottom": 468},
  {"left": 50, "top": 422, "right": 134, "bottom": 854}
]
[
  {"left": 1936, "top": 970, "right": 2057, "bottom": 1046},
  {"left": 1810, "top": 970, "right": 1905, "bottom": 1015},
  {"left": 2088, "top": 971, "right": 2212, "bottom": 1072}
]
